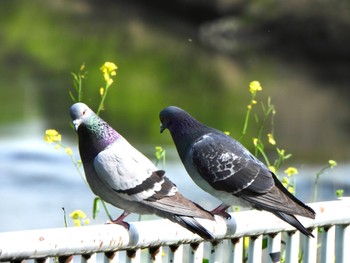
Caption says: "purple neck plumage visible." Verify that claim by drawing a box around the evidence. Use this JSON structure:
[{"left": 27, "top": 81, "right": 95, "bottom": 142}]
[{"left": 77, "top": 116, "right": 120, "bottom": 163}]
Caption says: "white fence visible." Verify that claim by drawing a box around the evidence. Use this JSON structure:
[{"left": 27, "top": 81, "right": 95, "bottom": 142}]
[{"left": 0, "top": 200, "right": 349, "bottom": 263}]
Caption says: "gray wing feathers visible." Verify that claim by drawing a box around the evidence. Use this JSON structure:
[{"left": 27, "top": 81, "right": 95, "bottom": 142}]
[
  {"left": 191, "top": 133, "right": 274, "bottom": 194},
  {"left": 94, "top": 139, "right": 175, "bottom": 202}
]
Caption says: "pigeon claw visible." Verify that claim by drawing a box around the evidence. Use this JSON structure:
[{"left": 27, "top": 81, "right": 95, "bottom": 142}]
[
  {"left": 111, "top": 219, "right": 130, "bottom": 230},
  {"left": 211, "top": 204, "right": 231, "bottom": 219}
]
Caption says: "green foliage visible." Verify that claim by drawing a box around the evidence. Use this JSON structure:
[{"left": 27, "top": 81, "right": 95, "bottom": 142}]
[
  {"left": 45, "top": 62, "right": 118, "bottom": 226},
  {"left": 238, "top": 81, "right": 340, "bottom": 198}
]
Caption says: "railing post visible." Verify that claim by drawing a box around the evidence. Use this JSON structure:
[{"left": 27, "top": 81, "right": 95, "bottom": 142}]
[
  {"left": 229, "top": 238, "right": 243, "bottom": 263},
  {"left": 148, "top": 246, "right": 162, "bottom": 263},
  {"left": 125, "top": 249, "right": 141, "bottom": 263},
  {"left": 285, "top": 231, "right": 300, "bottom": 263},
  {"left": 335, "top": 224, "right": 350, "bottom": 263},
  {"left": 302, "top": 228, "right": 318, "bottom": 263},
  {"left": 267, "top": 233, "right": 281, "bottom": 263},
  {"left": 321, "top": 225, "right": 335, "bottom": 263},
  {"left": 81, "top": 253, "right": 96, "bottom": 263},
  {"left": 208, "top": 240, "right": 225, "bottom": 263},
  {"left": 248, "top": 235, "right": 263, "bottom": 263},
  {"left": 166, "top": 245, "right": 183, "bottom": 263},
  {"left": 188, "top": 242, "right": 204, "bottom": 263}
]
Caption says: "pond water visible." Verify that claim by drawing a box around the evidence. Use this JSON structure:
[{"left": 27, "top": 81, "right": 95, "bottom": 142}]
[{"left": 1, "top": 124, "right": 349, "bottom": 233}]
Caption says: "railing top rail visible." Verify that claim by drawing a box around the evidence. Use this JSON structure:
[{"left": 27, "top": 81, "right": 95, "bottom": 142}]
[{"left": 0, "top": 200, "right": 349, "bottom": 261}]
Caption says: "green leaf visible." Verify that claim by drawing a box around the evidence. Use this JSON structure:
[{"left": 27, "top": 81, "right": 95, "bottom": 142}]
[
  {"left": 93, "top": 197, "right": 101, "bottom": 219},
  {"left": 336, "top": 189, "right": 344, "bottom": 198}
]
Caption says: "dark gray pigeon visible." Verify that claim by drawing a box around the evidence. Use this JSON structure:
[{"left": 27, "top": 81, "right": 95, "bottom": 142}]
[
  {"left": 160, "top": 106, "right": 316, "bottom": 237},
  {"left": 69, "top": 103, "right": 215, "bottom": 240}
]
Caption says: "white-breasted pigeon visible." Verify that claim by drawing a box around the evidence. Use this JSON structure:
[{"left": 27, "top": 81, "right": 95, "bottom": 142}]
[
  {"left": 160, "top": 106, "right": 315, "bottom": 237},
  {"left": 69, "top": 103, "right": 215, "bottom": 240}
]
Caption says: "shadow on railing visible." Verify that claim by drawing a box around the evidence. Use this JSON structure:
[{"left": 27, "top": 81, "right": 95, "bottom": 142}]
[{"left": 0, "top": 200, "right": 349, "bottom": 263}]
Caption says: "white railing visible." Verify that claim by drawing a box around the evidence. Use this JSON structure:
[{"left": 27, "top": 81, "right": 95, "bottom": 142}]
[{"left": 0, "top": 200, "right": 349, "bottom": 263}]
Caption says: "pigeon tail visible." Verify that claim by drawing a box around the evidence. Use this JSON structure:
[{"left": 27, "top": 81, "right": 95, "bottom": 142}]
[
  {"left": 173, "top": 215, "right": 214, "bottom": 240},
  {"left": 273, "top": 211, "right": 314, "bottom": 238},
  {"left": 271, "top": 173, "right": 316, "bottom": 219}
]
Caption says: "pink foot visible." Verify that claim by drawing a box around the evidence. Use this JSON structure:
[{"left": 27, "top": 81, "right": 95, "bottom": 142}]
[
  {"left": 110, "top": 211, "right": 131, "bottom": 229},
  {"left": 211, "top": 204, "right": 231, "bottom": 219}
]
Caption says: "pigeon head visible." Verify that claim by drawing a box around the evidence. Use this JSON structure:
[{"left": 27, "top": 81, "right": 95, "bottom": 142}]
[
  {"left": 159, "top": 106, "right": 186, "bottom": 133},
  {"left": 70, "top": 103, "right": 120, "bottom": 159},
  {"left": 70, "top": 103, "right": 95, "bottom": 131},
  {"left": 160, "top": 106, "right": 210, "bottom": 156}
]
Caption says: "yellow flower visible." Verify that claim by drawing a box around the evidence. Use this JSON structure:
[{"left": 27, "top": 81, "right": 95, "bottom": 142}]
[
  {"left": 251, "top": 100, "right": 257, "bottom": 104},
  {"left": 247, "top": 104, "right": 252, "bottom": 110},
  {"left": 249, "top": 81, "right": 262, "bottom": 94},
  {"left": 282, "top": 177, "right": 289, "bottom": 187},
  {"left": 65, "top": 147, "right": 73, "bottom": 156},
  {"left": 70, "top": 210, "right": 87, "bottom": 220},
  {"left": 284, "top": 167, "right": 298, "bottom": 177},
  {"left": 253, "top": 138, "right": 259, "bottom": 146},
  {"left": 267, "top": 133, "right": 276, "bottom": 145},
  {"left": 288, "top": 186, "right": 295, "bottom": 194},
  {"left": 224, "top": 131, "right": 230, "bottom": 136},
  {"left": 102, "top": 61, "right": 118, "bottom": 72},
  {"left": 99, "top": 87, "right": 105, "bottom": 96},
  {"left": 100, "top": 62, "right": 118, "bottom": 86},
  {"left": 69, "top": 210, "right": 89, "bottom": 227},
  {"left": 44, "top": 129, "right": 62, "bottom": 143},
  {"left": 328, "top": 160, "right": 337, "bottom": 168},
  {"left": 269, "top": 166, "right": 277, "bottom": 173}
]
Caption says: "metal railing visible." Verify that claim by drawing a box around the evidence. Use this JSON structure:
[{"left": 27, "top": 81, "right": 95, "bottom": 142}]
[{"left": 0, "top": 200, "right": 349, "bottom": 263}]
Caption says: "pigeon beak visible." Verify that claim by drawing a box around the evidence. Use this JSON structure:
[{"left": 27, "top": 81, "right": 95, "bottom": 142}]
[
  {"left": 72, "top": 119, "right": 82, "bottom": 131},
  {"left": 160, "top": 123, "right": 165, "bottom": 133}
]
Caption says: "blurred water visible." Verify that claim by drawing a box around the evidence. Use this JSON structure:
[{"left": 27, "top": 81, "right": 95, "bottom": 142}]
[{"left": 0, "top": 129, "right": 349, "bottom": 233}]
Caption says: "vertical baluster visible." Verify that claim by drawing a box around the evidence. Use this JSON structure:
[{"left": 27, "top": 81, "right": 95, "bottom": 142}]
[
  {"left": 335, "top": 224, "right": 350, "bottom": 263},
  {"left": 266, "top": 233, "right": 281, "bottom": 263},
  {"left": 147, "top": 246, "right": 162, "bottom": 263},
  {"left": 208, "top": 240, "right": 225, "bottom": 263},
  {"left": 81, "top": 254, "right": 96, "bottom": 263},
  {"left": 321, "top": 226, "right": 335, "bottom": 263},
  {"left": 104, "top": 251, "right": 119, "bottom": 263},
  {"left": 247, "top": 235, "right": 263, "bottom": 263},
  {"left": 285, "top": 231, "right": 300, "bottom": 263},
  {"left": 125, "top": 249, "right": 141, "bottom": 263},
  {"left": 188, "top": 242, "right": 204, "bottom": 263},
  {"left": 229, "top": 238, "right": 243, "bottom": 263},
  {"left": 303, "top": 228, "right": 318, "bottom": 263},
  {"left": 58, "top": 255, "right": 73, "bottom": 263},
  {"left": 35, "top": 258, "right": 48, "bottom": 263},
  {"left": 166, "top": 245, "right": 183, "bottom": 263}
]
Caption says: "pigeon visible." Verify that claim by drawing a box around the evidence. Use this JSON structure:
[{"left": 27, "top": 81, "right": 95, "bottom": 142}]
[
  {"left": 69, "top": 103, "right": 215, "bottom": 240},
  {"left": 159, "top": 106, "right": 316, "bottom": 237}
]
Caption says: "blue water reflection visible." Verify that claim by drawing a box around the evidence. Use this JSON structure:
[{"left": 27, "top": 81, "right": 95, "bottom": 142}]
[{"left": 1, "top": 129, "right": 349, "bottom": 232}]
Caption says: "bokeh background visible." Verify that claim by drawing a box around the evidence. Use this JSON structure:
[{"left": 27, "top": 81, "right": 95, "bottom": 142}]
[{"left": 1, "top": 0, "right": 350, "bottom": 231}]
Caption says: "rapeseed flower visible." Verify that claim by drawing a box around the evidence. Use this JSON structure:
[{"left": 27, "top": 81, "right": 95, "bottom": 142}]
[
  {"left": 267, "top": 133, "right": 276, "bottom": 145},
  {"left": 70, "top": 210, "right": 90, "bottom": 227},
  {"left": 100, "top": 62, "right": 118, "bottom": 86},
  {"left": 284, "top": 167, "right": 298, "bottom": 177},
  {"left": 249, "top": 81, "right": 262, "bottom": 94},
  {"left": 328, "top": 160, "right": 337, "bottom": 168},
  {"left": 65, "top": 147, "right": 73, "bottom": 156},
  {"left": 44, "top": 129, "right": 61, "bottom": 143}
]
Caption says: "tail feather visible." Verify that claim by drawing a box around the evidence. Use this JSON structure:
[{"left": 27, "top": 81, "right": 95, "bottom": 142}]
[
  {"left": 174, "top": 215, "right": 214, "bottom": 240},
  {"left": 273, "top": 211, "right": 314, "bottom": 238}
]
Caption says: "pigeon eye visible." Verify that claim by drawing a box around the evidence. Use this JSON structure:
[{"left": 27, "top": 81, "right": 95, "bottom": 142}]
[{"left": 82, "top": 110, "right": 86, "bottom": 116}]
